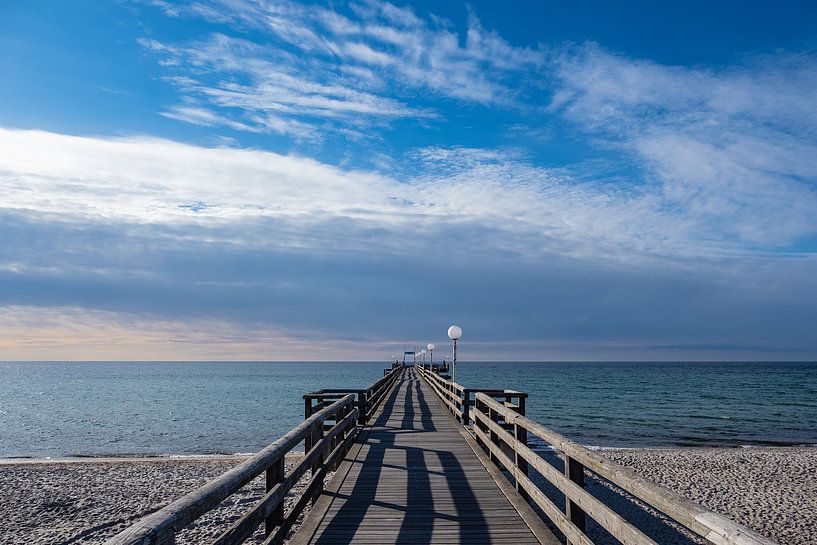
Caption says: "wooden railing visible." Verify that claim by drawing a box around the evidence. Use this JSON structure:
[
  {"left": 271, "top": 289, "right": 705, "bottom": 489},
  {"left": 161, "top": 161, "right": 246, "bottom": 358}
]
[
  {"left": 104, "top": 395, "right": 358, "bottom": 545},
  {"left": 472, "top": 392, "right": 778, "bottom": 545},
  {"left": 304, "top": 365, "right": 404, "bottom": 425},
  {"left": 417, "top": 362, "right": 449, "bottom": 373},
  {"left": 105, "top": 366, "right": 403, "bottom": 545},
  {"left": 415, "top": 364, "right": 777, "bottom": 545},
  {"left": 415, "top": 363, "right": 526, "bottom": 426}
]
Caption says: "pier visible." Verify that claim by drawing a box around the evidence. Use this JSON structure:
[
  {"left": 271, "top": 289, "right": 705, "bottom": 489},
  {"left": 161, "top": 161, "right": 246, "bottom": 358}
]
[{"left": 106, "top": 364, "right": 778, "bottom": 545}]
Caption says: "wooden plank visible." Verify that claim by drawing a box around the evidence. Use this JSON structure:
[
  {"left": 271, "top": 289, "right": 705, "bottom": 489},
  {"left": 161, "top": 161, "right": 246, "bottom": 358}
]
[
  {"left": 473, "top": 407, "right": 660, "bottom": 545},
  {"left": 290, "top": 367, "right": 554, "bottom": 545},
  {"left": 104, "top": 395, "right": 356, "bottom": 545},
  {"left": 473, "top": 393, "right": 780, "bottom": 545},
  {"left": 565, "top": 455, "right": 586, "bottom": 545}
]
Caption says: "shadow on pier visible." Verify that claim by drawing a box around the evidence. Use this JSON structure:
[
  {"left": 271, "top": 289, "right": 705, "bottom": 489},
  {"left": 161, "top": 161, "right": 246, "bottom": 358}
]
[{"left": 292, "top": 368, "right": 536, "bottom": 545}]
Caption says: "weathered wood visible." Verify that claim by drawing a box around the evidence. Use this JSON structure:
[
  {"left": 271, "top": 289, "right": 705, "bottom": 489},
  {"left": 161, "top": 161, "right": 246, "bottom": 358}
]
[
  {"left": 106, "top": 360, "right": 778, "bottom": 545},
  {"left": 473, "top": 408, "right": 660, "bottom": 545},
  {"left": 265, "top": 458, "right": 284, "bottom": 536},
  {"left": 104, "top": 394, "right": 357, "bottom": 545},
  {"left": 212, "top": 409, "right": 360, "bottom": 545},
  {"left": 416, "top": 365, "right": 527, "bottom": 428},
  {"left": 564, "top": 455, "right": 586, "bottom": 544},
  {"left": 262, "top": 425, "right": 360, "bottom": 545},
  {"left": 472, "top": 392, "right": 779, "bottom": 545},
  {"left": 106, "top": 366, "right": 403, "bottom": 545},
  {"left": 473, "top": 423, "right": 594, "bottom": 545},
  {"left": 289, "top": 367, "right": 553, "bottom": 545},
  {"left": 304, "top": 366, "right": 403, "bottom": 427}
]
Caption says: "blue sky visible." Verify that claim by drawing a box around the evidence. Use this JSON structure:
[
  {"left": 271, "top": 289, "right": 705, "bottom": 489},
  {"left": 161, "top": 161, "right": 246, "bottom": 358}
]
[{"left": 1, "top": 0, "right": 816, "bottom": 360}]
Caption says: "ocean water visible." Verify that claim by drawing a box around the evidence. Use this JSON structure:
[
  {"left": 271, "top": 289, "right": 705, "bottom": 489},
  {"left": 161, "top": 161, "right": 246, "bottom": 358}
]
[{"left": 0, "top": 361, "right": 815, "bottom": 458}]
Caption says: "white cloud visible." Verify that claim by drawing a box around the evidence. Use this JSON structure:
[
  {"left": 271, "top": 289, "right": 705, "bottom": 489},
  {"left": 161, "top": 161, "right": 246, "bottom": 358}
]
[
  {"left": 3, "top": 99, "right": 817, "bottom": 357},
  {"left": 3, "top": 127, "right": 812, "bottom": 264},
  {"left": 139, "top": 0, "right": 544, "bottom": 136},
  {"left": 549, "top": 45, "right": 817, "bottom": 248},
  {"left": 160, "top": 104, "right": 261, "bottom": 133},
  {"left": 135, "top": 3, "right": 817, "bottom": 254}
]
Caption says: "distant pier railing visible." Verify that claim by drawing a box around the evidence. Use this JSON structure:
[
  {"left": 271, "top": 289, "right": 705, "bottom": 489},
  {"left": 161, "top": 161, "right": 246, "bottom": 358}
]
[
  {"left": 416, "top": 364, "right": 777, "bottom": 545},
  {"left": 304, "top": 365, "right": 404, "bottom": 425},
  {"left": 104, "top": 365, "right": 403, "bottom": 545},
  {"left": 416, "top": 363, "right": 526, "bottom": 426}
]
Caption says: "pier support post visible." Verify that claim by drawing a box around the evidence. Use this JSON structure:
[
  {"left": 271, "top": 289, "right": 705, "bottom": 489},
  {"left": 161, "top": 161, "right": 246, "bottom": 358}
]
[{"left": 565, "top": 455, "right": 587, "bottom": 542}]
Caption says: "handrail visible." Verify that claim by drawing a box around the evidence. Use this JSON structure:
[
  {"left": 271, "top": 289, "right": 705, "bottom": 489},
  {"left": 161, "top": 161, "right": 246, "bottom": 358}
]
[
  {"left": 104, "top": 395, "right": 358, "bottom": 545},
  {"left": 472, "top": 392, "right": 778, "bottom": 545},
  {"left": 415, "top": 363, "right": 526, "bottom": 425},
  {"left": 304, "top": 364, "right": 404, "bottom": 424}
]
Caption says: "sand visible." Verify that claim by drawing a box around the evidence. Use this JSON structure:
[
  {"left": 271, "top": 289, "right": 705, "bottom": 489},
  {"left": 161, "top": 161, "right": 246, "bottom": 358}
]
[
  {"left": 2, "top": 447, "right": 815, "bottom": 545},
  {"left": 0, "top": 455, "right": 311, "bottom": 545},
  {"left": 601, "top": 447, "right": 817, "bottom": 545}
]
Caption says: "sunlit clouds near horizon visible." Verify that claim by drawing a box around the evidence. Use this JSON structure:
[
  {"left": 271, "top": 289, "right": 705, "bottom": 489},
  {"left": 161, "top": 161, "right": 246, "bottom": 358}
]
[{"left": 1, "top": 0, "right": 816, "bottom": 360}]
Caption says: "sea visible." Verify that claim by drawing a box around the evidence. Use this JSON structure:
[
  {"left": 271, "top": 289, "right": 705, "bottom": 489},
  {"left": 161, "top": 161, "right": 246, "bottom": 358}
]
[{"left": 1, "top": 361, "right": 815, "bottom": 458}]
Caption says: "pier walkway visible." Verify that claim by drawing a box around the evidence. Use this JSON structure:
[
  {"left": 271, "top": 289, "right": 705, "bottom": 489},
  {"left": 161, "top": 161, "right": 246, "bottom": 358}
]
[
  {"left": 106, "top": 362, "right": 779, "bottom": 545},
  {"left": 290, "top": 367, "right": 548, "bottom": 545}
]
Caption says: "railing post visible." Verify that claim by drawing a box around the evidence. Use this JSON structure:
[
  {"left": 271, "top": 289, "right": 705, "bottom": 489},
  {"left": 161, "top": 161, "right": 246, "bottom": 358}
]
[
  {"left": 474, "top": 396, "right": 484, "bottom": 448},
  {"left": 461, "top": 389, "right": 471, "bottom": 425},
  {"left": 265, "top": 457, "right": 285, "bottom": 536},
  {"left": 310, "top": 420, "right": 325, "bottom": 505},
  {"left": 513, "top": 396, "right": 530, "bottom": 501},
  {"left": 488, "top": 405, "right": 500, "bottom": 466},
  {"left": 304, "top": 397, "right": 314, "bottom": 456},
  {"left": 358, "top": 391, "right": 368, "bottom": 425},
  {"left": 328, "top": 405, "right": 340, "bottom": 469},
  {"left": 565, "top": 455, "right": 587, "bottom": 542}
]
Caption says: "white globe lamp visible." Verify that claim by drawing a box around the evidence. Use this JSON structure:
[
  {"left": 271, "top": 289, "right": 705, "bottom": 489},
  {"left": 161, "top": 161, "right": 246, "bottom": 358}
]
[{"left": 447, "top": 325, "right": 462, "bottom": 383}]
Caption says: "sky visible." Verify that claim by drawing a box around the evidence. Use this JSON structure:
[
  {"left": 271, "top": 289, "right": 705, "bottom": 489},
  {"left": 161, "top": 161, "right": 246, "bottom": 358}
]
[{"left": 1, "top": 0, "right": 817, "bottom": 361}]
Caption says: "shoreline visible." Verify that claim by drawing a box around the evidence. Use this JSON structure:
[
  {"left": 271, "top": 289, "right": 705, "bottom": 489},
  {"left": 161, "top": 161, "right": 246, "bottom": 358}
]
[
  {"left": 3, "top": 442, "right": 814, "bottom": 464},
  {"left": 0, "top": 453, "right": 258, "bottom": 465}
]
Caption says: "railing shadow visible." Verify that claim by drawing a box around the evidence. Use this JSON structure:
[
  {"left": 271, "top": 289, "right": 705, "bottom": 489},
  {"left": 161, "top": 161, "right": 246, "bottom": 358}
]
[
  {"left": 413, "top": 372, "right": 437, "bottom": 432},
  {"left": 316, "top": 368, "right": 493, "bottom": 544},
  {"left": 314, "top": 375, "right": 403, "bottom": 544}
]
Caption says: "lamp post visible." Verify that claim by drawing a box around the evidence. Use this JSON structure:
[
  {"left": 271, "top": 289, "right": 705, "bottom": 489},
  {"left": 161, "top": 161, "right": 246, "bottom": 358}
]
[
  {"left": 420, "top": 349, "right": 426, "bottom": 368},
  {"left": 427, "top": 343, "right": 435, "bottom": 371},
  {"left": 447, "top": 325, "right": 462, "bottom": 384}
]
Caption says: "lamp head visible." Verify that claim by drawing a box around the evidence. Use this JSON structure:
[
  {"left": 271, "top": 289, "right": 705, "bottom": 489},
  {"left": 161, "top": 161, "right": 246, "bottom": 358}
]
[
  {"left": 447, "top": 325, "right": 462, "bottom": 340},
  {"left": 427, "top": 343, "right": 435, "bottom": 351}
]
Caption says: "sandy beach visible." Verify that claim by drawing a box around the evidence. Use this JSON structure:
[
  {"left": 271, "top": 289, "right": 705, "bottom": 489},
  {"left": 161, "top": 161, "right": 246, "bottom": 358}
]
[
  {"left": 601, "top": 447, "right": 817, "bottom": 545},
  {"left": 2, "top": 447, "right": 815, "bottom": 545},
  {"left": 0, "top": 455, "right": 309, "bottom": 545}
]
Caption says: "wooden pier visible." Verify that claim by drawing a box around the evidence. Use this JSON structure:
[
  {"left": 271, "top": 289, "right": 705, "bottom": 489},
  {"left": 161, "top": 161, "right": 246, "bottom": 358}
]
[
  {"left": 106, "top": 364, "right": 779, "bottom": 545},
  {"left": 290, "top": 367, "right": 548, "bottom": 545}
]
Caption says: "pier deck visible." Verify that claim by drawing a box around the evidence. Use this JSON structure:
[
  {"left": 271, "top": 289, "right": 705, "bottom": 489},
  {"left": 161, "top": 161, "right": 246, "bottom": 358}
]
[
  {"left": 105, "top": 363, "right": 779, "bottom": 545},
  {"left": 290, "top": 367, "right": 549, "bottom": 545}
]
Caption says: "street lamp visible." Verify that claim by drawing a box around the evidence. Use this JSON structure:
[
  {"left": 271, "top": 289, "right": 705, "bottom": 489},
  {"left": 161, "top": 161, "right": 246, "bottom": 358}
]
[
  {"left": 427, "top": 343, "right": 435, "bottom": 371},
  {"left": 447, "top": 325, "right": 462, "bottom": 384},
  {"left": 420, "top": 349, "right": 426, "bottom": 368}
]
